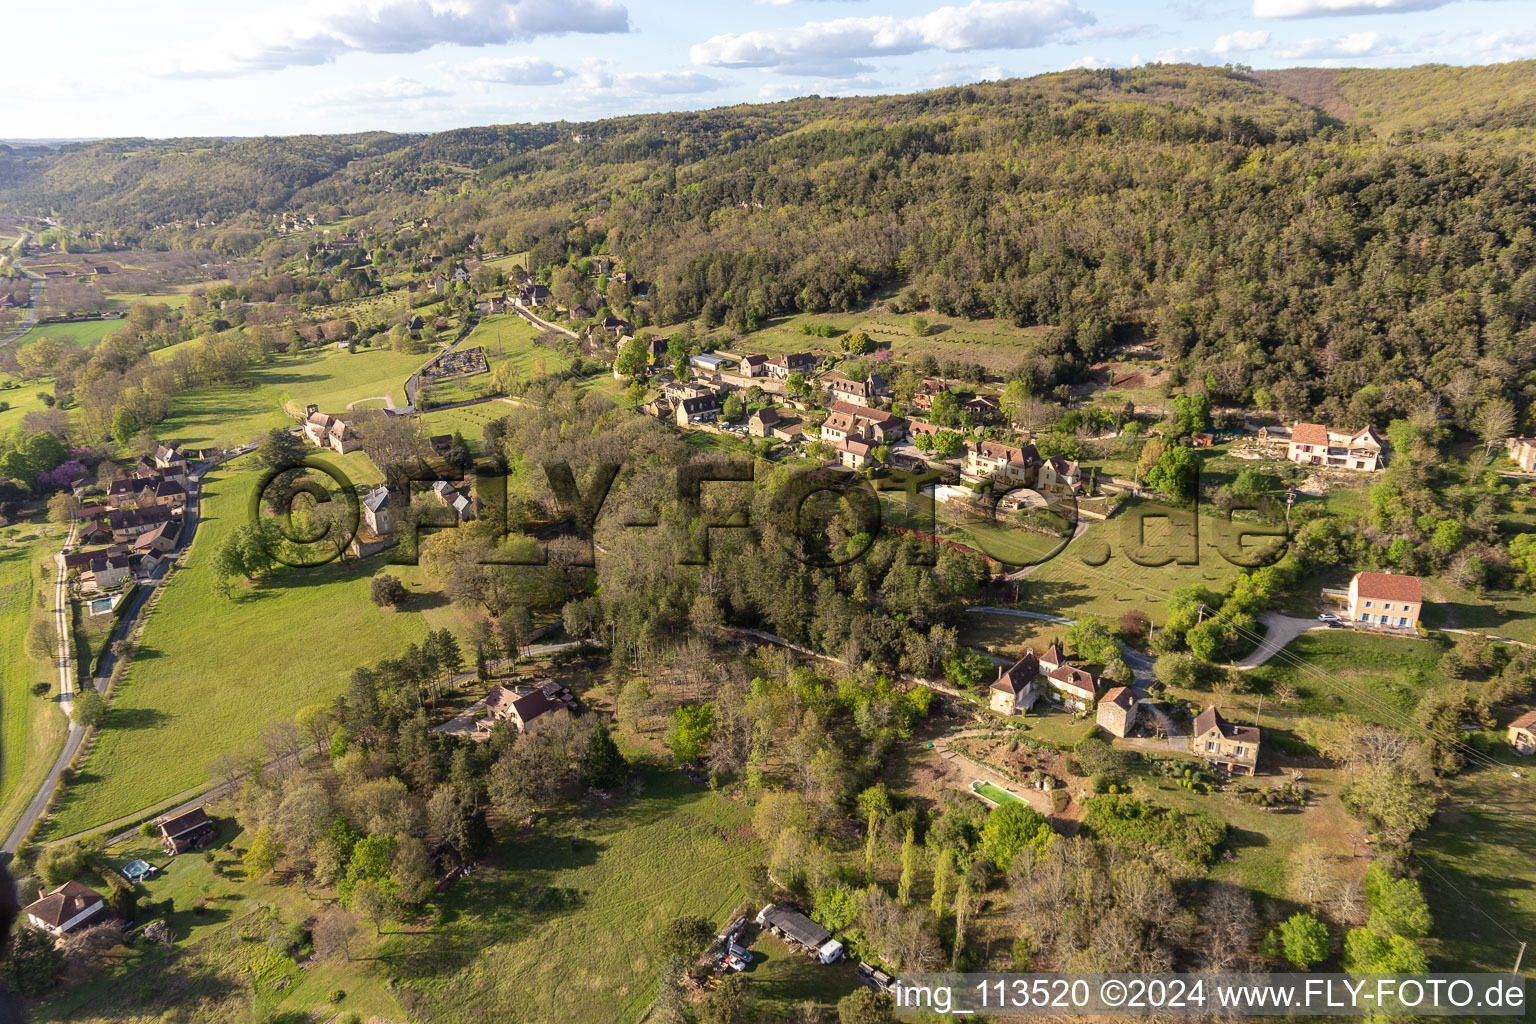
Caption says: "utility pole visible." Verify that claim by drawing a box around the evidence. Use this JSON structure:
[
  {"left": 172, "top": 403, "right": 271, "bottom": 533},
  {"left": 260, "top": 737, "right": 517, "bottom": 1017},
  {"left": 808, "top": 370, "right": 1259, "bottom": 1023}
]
[
  {"left": 1515, "top": 941, "right": 1527, "bottom": 977},
  {"left": 1285, "top": 487, "right": 1296, "bottom": 530},
  {"left": 1254, "top": 695, "right": 1263, "bottom": 728},
  {"left": 1197, "top": 603, "right": 1206, "bottom": 625}
]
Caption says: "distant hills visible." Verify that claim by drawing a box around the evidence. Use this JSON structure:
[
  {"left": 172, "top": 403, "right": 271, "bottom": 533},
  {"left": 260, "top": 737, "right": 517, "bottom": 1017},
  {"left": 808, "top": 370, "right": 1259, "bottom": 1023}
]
[{"left": 3, "top": 61, "right": 1534, "bottom": 425}]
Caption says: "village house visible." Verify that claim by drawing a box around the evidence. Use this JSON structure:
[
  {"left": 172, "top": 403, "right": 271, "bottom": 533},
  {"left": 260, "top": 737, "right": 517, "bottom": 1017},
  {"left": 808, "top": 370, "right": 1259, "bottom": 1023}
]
[
  {"left": 1044, "top": 664, "right": 1098, "bottom": 713},
  {"left": 989, "top": 649, "right": 1040, "bottom": 715},
  {"left": 962, "top": 394, "right": 1001, "bottom": 420},
  {"left": 748, "top": 407, "right": 781, "bottom": 437},
  {"left": 104, "top": 504, "right": 176, "bottom": 542},
  {"left": 157, "top": 806, "right": 216, "bottom": 854},
  {"left": 738, "top": 353, "right": 769, "bottom": 377},
  {"left": 963, "top": 440, "right": 1042, "bottom": 487},
  {"left": 516, "top": 282, "right": 550, "bottom": 307},
  {"left": 1507, "top": 710, "right": 1536, "bottom": 755},
  {"left": 763, "top": 352, "right": 818, "bottom": 381},
  {"left": 154, "top": 443, "right": 190, "bottom": 476},
  {"left": 1037, "top": 454, "right": 1083, "bottom": 495},
  {"left": 361, "top": 485, "right": 393, "bottom": 537},
  {"left": 483, "top": 683, "right": 570, "bottom": 734},
  {"left": 1346, "top": 571, "right": 1422, "bottom": 630},
  {"left": 676, "top": 394, "right": 723, "bottom": 427},
  {"left": 912, "top": 378, "right": 948, "bottom": 413},
  {"left": 772, "top": 422, "right": 805, "bottom": 443},
  {"left": 1193, "top": 706, "right": 1260, "bottom": 775},
  {"left": 825, "top": 372, "right": 885, "bottom": 407},
  {"left": 1286, "top": 423, "right": 1385, "bottom": 472},
  {"left": 133, "top": 518, "right": 183, "bottom": 557},
  {"left": 1508, "top": 437, "right": 1536, "bottom": 472},
  {"left": 832, "top": 438, "right": 875, "bottom": 470},
  {"left": 1097, "top": 686, "right": 1138, "bottom": 738},
  {"left": 431, "top": 480, "right": 476, "bottom": 521},
  {"left": 23, "top": 880, "right": 107, "bottom": 939},
  {"left": 63, "top": 547, "right": 131, "bottom": 591}
]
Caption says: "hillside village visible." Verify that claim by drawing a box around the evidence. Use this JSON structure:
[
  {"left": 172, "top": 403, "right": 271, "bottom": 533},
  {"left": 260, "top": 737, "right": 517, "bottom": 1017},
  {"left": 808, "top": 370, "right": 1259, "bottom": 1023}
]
[{"left": 0, "top": 62, "right": 1534, "bottom": 1024}]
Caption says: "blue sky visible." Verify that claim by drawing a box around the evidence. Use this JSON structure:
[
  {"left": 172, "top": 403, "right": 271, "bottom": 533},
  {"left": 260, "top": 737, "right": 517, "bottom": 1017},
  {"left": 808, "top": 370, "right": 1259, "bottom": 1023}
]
[{"left": 9, "top": 0, "right": 1534, "bottom": 138}]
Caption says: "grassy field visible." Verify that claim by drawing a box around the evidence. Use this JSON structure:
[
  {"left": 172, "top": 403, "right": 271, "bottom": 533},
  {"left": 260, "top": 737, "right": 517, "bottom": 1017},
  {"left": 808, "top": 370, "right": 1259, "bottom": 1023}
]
[
  {"left": 733, "top": 307, "right": 1054, "bottom": 372},
  {"left": 1238, "top": 630, "right": 1445, "bottom": 731},
  {"left": 960, "top": 611, "right": 1062, "bottom": 657},
  {"left": 0, "top": 377, "right": 59, "bottom": 434},
  {"left": 1421, "top": 577, "right": 1536, "bottom": 646},
  {"left": 384, "top": 770, "right": 768, "bottom": 1024},
  {"left": 44, "top": 458, "right": 434, "bottom": 836},
  {"left": 419, "top": 401, "right": 511, "bottom": 454},
  {"left": 0, "top": 519, "right": 70, "bottom": 841},
  {"left": 36, "top": 815, "right": 408, "bottom": 1023},
  {"left": 152, "top": 382, "right": 295, "bottom": 450},
  {"left": 1420, "top": 759, "right": 1536, "bottom": 974},
  {"left": 1128, "top": 762, "right": 1368, "bottom": 905},
  {"left": 23, "top": 318, "right": 123, "bottom": 348},
  {"left": 1020, "top": 503, "right": 1255, "bottom": 622}
]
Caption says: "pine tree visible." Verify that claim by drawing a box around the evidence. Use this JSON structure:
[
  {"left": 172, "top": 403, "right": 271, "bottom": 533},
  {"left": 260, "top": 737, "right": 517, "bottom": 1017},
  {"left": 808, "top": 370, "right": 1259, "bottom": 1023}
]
[{"left": 581, "top": 722, "right": 628, "bottom": 789}]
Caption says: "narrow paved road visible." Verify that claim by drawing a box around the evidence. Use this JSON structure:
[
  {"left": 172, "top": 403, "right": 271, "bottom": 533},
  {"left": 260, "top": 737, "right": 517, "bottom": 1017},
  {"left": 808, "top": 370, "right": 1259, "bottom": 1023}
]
[
  {"left": 1233, "top": 611, "right": 1324, "bottom": 669},
  {"left": 2, "top": 451, "right": 222, "bottom": 858},
  {"left": 0, "top": 266, "right": 43, "bottom": 348}
]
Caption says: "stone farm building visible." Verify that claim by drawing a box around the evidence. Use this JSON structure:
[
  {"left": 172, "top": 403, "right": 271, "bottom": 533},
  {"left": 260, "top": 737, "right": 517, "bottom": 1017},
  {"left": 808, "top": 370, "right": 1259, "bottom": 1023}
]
[
  {"left": 1193, "top": 706, "right": 1261, "bottom": 776},
  {"left": 1286, "top": 423, "right": 1384, "bottom": 472}
]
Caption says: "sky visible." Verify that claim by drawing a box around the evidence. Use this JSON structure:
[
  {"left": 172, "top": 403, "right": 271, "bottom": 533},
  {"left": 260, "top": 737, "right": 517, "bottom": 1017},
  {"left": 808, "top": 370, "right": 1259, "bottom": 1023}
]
[{"left": 6, "top": 0, "right": 1535, "bottom": 138}]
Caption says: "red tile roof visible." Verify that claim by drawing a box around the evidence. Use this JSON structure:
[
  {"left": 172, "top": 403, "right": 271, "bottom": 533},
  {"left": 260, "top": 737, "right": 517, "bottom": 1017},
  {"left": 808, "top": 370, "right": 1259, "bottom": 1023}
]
[
  {"left": 1290, "top": 423, "right": 1330, "bottom": 447},
  {"left": 1508, "top": 710, "right": 1536, "bottom": 731},
  {"left": 1351, "top": 571, "right": 1422, "bottom": 603},
  {"left": 1100, "top": 686, "right": 1135, "bottom": 711}
]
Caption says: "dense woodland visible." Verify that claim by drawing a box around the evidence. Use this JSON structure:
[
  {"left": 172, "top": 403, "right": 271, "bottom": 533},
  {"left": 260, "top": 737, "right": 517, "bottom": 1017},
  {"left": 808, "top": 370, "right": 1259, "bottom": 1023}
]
[{"left": 5, "top": 63, "right": 1536, "bottom": 431}]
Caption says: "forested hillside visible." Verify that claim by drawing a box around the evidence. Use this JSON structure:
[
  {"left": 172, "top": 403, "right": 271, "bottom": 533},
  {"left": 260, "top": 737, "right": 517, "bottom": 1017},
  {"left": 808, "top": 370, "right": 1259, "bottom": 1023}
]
[{"left": 4, "top": 61, "right": 1536, "bottom": 426}]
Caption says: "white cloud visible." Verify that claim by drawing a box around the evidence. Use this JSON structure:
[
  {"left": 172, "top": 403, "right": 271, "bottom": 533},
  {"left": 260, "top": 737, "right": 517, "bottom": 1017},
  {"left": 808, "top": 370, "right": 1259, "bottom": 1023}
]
[
  {"left": 1213, "top": 29, "right": 1269, "bottom": 52},
  {"left": 305, "top": 75, "right": 451, "bottom": 107},
  {"left": 1254, "top": 0, "right": 1447, "bottom": 18},
  {"left": 1063, "top": 54, "right": 1110, "bottom": 68},
  {"left": 577, "top": 61, "right": 726, "bottom": 95},
  {"left": 691, "top": 0, "right": 1094, "bottom": 76},
  {"left": 446, "top": 56, "right": 575, "bottom": 85},
  {"left": 1275, "top": 31, "right": 1399, "bottom": 57},
  {"left": 163, "top": 0, "right": 630, "bottom": 78},
  {"left": 1153, "top": 46, "right": 1206, "bottom": 61},
  {"left": 1070, "top": 23, "right": 1159, "bottom": 41}
]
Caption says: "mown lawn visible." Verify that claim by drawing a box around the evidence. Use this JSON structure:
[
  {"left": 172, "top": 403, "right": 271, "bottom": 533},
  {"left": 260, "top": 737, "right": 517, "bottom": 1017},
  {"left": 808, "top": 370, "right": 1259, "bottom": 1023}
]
[
  {"left": 44, "top": 459, "right": 433, "bottom": 836},
  {"left": 23, "top": 319, "right": 123, "bottom": 348},
  {"left": 960, "top": 611, "right": 1061, "bottom": 657},
  {"left": 0, "top": 519, "right": 69, "bottom": 840},
  {"left": 385, "top": 770, "right": 766, "bottom": 1024},
  {"left": 0, "top": 376, "right": 60, "bottom": 434},
  {"left": 1020, "top": 503, "right": 1255, "bottom": 622},
  {"left": 152, "top": 382, "right": 294, "bottom": 451}
]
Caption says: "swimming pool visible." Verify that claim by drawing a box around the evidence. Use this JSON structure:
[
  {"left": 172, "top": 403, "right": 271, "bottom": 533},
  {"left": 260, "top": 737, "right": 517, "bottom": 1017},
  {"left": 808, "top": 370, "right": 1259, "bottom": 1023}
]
[
  {"left": 971, "top": 780, "right": 1026, "bottom": 806},
  {"left": 88, "top": 596, "right": 115, "bottom": 615}
]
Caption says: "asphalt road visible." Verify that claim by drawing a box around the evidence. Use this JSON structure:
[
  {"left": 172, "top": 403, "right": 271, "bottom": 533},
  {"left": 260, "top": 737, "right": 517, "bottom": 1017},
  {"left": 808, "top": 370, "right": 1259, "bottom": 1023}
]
[
  {"left": 0, "top": 267, "right": 42, "bottom": 348},
  {"left": 1, "top": 453, "right": 223, "bottom": 858}
]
